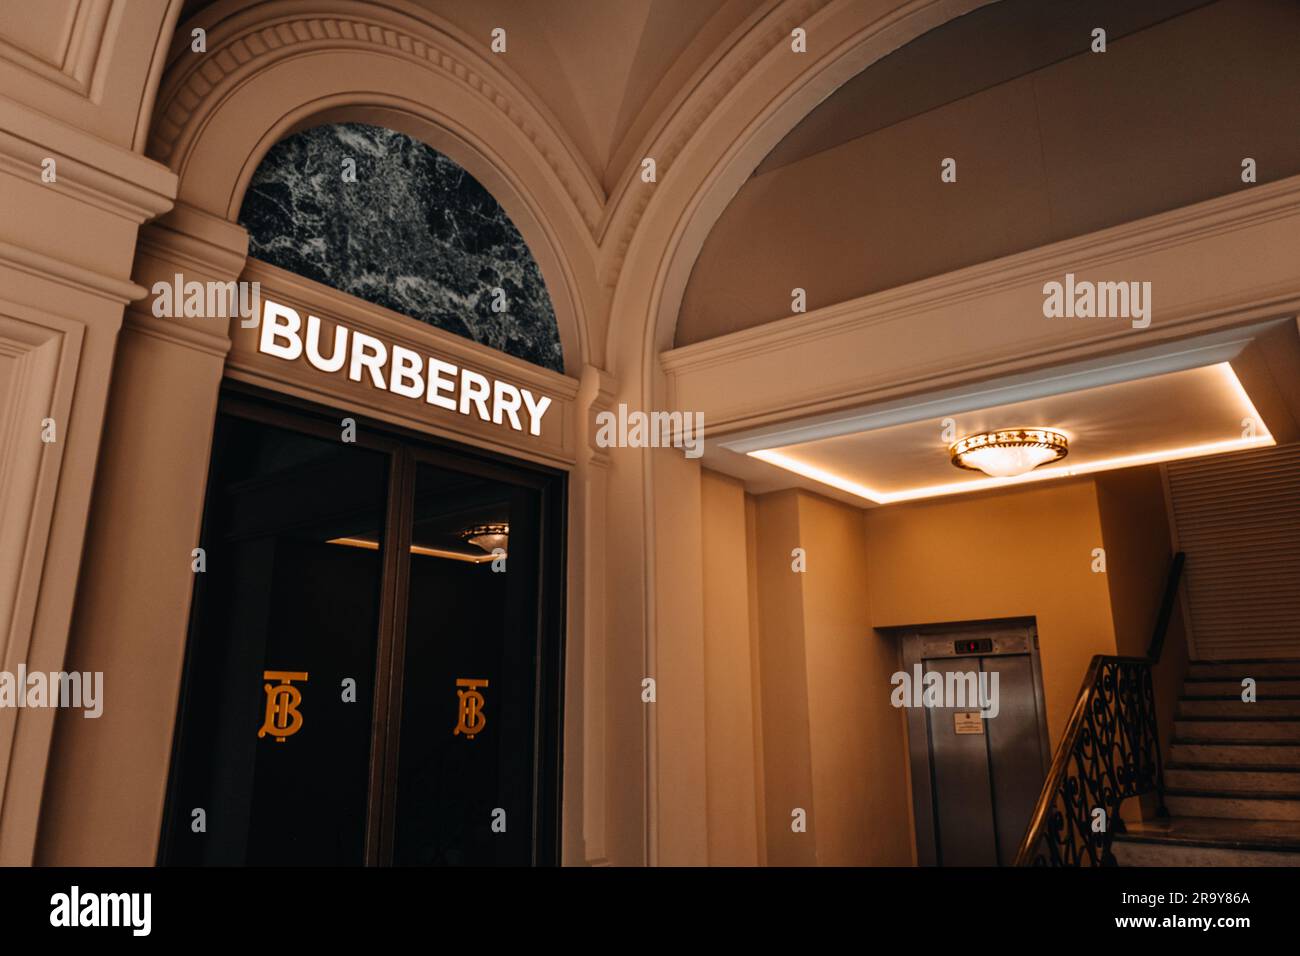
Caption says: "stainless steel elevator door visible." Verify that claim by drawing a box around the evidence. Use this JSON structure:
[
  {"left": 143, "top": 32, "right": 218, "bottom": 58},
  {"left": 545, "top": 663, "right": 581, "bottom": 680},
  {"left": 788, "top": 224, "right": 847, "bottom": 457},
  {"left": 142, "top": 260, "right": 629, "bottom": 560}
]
[
  {"left": 924, "top": 655, "right": 996, "bottom": 865},
  {"left": 924, "top": 653, "right": 1045, "bottom": 866},
  {"left": 903, "top": 622, "right": 1051, "bottom": 867}
]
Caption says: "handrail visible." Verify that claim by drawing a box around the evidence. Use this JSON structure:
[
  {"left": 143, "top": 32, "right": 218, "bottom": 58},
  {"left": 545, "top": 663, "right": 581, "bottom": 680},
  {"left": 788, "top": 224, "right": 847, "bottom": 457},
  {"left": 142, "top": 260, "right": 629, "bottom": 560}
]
[
  {"left": 1146, "top": 551, "right": 1185, "bottom": 663},
  {"left": 1014, "top": 656, "right": 1165, "bottom": 865},
  {"left": 1015, "top": 551, "right": 1183, "bottom": 866}
]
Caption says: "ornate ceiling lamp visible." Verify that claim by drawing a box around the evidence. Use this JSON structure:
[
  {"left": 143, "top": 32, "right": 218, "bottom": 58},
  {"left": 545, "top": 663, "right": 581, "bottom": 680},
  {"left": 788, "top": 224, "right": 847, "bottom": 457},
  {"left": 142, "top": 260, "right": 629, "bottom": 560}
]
[{"left": 949, "top": 428, "right": 1069, "bottom": 478}]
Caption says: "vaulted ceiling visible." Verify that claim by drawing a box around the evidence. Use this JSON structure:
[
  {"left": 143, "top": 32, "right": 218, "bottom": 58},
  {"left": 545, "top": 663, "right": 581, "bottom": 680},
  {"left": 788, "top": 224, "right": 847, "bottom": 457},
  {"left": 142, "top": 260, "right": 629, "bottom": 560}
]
[{"left": 181, "top": 0, "right": 763, "bottom": 192}]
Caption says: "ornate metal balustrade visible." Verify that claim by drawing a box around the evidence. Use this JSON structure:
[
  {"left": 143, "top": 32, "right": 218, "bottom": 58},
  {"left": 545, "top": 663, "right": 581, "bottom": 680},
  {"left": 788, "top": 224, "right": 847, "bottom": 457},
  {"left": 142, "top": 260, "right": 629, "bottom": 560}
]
[
  {"left": 1015, "top": 552, "right": 1183, "bottom": 866},
  {"left": 1014, "top": 656, "right": 1167, "bottom": 865}
]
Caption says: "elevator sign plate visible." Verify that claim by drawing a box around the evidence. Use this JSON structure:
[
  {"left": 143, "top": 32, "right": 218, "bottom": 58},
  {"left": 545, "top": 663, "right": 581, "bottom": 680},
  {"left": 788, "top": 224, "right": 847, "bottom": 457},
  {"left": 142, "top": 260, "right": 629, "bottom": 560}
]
[{"left": 954, "top": 712, "right": 984, "bottom": 734}]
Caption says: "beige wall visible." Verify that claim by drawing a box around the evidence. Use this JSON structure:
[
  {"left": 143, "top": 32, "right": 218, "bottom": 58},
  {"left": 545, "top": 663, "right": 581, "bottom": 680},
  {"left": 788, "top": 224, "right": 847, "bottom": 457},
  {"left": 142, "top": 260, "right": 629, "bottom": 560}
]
[
  {"left": 866, "top": 478, "right": 1116, "bottom": 748},
  {"left": 699, "top": 471, "right": 761, "bottom": 865},
  {"left": 718, "top": 470, "right": 1190, "bottom": 863},
  {"left": 0, "top": 0, "right": 180, "bottom": 865},
  {"left": 1094, "top": 466, "right": 1179, "bottom": 659},
  {"left": 750, "top": 492, "right": 818, "bottom": 865},
  {"left": 798, "top": 492, "right": 913, "bottom": 866},
  {"left": 747, "top": 488, "right": 913, "bottom": 866},
  {"left": 1094, "top": 465, "right": 1190, "bottom": 793},
  {"left": 678, "top": 0, "right": 1300, "bottom": 344}
]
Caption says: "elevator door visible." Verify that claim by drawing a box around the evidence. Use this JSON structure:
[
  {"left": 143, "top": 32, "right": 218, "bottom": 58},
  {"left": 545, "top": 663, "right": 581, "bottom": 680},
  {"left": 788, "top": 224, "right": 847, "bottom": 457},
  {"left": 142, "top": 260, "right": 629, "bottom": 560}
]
[{"left": 902, "top": 624, "right": 1051, "bottom": 866}]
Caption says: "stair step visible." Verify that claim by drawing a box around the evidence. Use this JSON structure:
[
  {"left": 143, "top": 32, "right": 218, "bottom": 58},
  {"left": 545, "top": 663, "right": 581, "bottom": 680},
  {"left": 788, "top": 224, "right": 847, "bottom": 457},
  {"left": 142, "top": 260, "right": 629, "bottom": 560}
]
[
  {"left": 1189, "top": 660, "right": 1300, "bottom": 679},
  {"left": 1171, "top": 740, "right": 1300, "bottom": 764},
  {"left": 1113, "top": 816, "right": 1300, "bottom": 866},
  {"left": 1165, "top": 789, "right": 1300, "bottom": 821},
  {"left": 1184, "top": 679, "right": 1300, "bottom": 696},
  {"left": 1174, "top": 719, "right": 1300, "bottom": 741},
  {"left": 1166, "top": 765, "right": 1300, "bottom": 791},
  {"left": 1178, "top": 699, "right": 1300, "bottom": 717},
  {"left": 1113, "top": 841, "right": 1300, "bottom": 865}
]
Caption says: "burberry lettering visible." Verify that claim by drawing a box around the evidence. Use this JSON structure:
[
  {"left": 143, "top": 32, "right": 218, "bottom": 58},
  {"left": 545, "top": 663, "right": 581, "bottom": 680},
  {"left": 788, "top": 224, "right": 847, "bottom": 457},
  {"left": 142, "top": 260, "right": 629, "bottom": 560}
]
[{"left": 258, "top": 298, "right": 552, "bottom": 436}]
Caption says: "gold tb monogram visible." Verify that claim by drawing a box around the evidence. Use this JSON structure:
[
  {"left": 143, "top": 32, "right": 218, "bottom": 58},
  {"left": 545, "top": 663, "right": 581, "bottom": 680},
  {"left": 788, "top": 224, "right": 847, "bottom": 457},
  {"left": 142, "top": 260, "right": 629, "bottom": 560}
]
[
  {"left": 453, "top": 678, "right": 489, "bottom": 739},
  {"left": 259, "top": 670, "right": 308, "bottom": 742}
]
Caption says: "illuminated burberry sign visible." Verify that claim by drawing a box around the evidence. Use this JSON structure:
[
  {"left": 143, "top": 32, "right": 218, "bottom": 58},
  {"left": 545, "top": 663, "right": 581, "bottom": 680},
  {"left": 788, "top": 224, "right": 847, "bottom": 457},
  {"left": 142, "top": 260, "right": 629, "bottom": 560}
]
[{"left": 257, "top": 299, "right": 553, "bottom": 436}]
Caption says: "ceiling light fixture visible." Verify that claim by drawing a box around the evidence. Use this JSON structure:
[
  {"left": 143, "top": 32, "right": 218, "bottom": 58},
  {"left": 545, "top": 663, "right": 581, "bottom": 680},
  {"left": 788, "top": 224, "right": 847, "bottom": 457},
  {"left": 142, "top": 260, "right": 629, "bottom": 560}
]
[
  {"left": 460, "top": 523, "right": 509, "bottom": 555},
  {"left": 950, "top": 428, "right": 1069, "bottom": 478}
]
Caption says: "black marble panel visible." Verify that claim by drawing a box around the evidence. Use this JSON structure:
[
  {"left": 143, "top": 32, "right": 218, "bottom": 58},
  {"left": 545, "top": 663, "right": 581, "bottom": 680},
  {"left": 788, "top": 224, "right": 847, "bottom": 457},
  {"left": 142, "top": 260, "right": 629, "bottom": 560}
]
[{"left": 239, "top": 123, "right": 563, "bottom": 372}]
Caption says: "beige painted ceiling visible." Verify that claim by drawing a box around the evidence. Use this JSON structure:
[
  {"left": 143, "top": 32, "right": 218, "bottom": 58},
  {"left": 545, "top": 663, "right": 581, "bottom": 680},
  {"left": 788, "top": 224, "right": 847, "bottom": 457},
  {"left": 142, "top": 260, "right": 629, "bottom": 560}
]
[
  {"left": 755, "top": 0, "right": 1214, "bottom": 176},
  {"left": 182, "top": 0, "right": 759, "bottom": 190},
  {"left": 747, "top": 362, "right": 1273, "bottom": 504},
  {"left": 410, "top": 0, "right": 754, "bottom": 188}
]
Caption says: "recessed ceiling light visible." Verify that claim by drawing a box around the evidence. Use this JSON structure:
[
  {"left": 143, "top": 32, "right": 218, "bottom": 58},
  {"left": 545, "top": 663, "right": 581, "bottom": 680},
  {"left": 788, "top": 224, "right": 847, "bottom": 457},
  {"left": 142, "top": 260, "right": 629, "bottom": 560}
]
[{"left": 950, "top": 428, "right": 1069, "bottom": 478}]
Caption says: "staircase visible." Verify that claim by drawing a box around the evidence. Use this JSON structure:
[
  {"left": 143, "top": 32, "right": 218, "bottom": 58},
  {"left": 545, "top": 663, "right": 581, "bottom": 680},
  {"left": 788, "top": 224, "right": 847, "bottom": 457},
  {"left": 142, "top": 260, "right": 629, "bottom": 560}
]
[{"left": 1112, "top": 659, "right": 1300, "bottom": 866}]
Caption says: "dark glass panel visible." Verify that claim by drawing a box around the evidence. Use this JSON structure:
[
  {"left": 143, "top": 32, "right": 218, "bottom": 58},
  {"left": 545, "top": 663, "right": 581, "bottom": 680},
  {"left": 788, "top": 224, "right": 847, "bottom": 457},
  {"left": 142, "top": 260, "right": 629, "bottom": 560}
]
[
  {"left": 162, "top": 414, "right": 388, "bottom": 865},
  {"left": 391, "top": 463, "right": 543, "bottom": 865}
]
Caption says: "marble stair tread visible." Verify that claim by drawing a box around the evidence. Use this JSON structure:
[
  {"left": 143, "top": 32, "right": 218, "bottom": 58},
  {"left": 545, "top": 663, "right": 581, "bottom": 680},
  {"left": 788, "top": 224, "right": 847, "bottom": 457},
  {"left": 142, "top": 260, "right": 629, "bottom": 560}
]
[
  {"left": 1166, "top": 787, "right": 1300, "bottom": 799},
  {"left": 1114, "top": 816, "right": 1300, "bottom": 851},
  {"left": 1119, "top": 661, "right": 1300, "bottom": 863},
  {"left": 1188, "top": 661, "right": 1300, "bottom": 678},
  {"left": 1175, "top": 714, "right": 1300, "bottom": 720},
  {"left": 1164, "top": 789, "right": 1300, "bottom": 820},
  {"left": 1175, "top": 723, "right": 1300, "bottom": 743},
  {"left": 1173, "top": 717, "right": 1300, "bottom": 740},
  {"left": 1166, "top": 764, "right": 1300, "bottom": 791},
  {"left": 1174, "top": 737, "right": 1300, "bottom": 745},
  {"left": 1170, "top": 741, "right": 1300, "bottom": 764},
  {"left": 1184, "top": 679, "right": 1300, "bottom": 695},
  {"left": 1168, "top": 762, "right": 1300, "bottom": 771}
]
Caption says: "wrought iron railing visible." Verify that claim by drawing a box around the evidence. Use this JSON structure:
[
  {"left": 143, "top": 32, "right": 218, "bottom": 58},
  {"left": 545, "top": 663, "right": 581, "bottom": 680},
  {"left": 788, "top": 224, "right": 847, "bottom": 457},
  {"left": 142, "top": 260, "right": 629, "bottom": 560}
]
[
  {"left": 1014, "top": 552, "right": 1183, "bottom": 866},
  {"left": 1013, "top": 656, "right": 1166, "bottom": 865}
]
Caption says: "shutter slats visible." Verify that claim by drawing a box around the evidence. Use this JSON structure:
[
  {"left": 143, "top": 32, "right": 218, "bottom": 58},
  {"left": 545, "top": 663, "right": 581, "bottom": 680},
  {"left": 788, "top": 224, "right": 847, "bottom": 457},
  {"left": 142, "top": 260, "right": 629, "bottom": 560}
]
[{"left": 1168, "top": 443, "right": 1300, "bottom": 662}]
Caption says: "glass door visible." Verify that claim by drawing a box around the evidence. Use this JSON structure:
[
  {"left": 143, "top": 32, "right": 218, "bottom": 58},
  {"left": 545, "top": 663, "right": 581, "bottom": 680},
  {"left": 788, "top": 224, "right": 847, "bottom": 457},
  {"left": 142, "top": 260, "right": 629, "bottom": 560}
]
[{"left": 159, "top": 390, "right": 565, "bottom": 866}]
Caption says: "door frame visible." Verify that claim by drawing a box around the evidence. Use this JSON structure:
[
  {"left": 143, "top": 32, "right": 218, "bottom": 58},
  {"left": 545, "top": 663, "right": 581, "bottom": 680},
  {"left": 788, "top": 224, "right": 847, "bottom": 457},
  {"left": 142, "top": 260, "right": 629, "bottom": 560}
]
[
  {"left": 158, "top": 380, "right": 568, "bottom": 866},
  {"left": 894, "top": 618, "right": 1050, "bottom": 867}
]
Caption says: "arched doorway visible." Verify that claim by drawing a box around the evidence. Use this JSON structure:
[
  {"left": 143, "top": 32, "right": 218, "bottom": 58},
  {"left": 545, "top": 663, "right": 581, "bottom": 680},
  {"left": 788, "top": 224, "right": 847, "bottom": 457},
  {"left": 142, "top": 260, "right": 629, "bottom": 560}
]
[{"left": 157, "top": 121, "right": 568, "bottom": 866}]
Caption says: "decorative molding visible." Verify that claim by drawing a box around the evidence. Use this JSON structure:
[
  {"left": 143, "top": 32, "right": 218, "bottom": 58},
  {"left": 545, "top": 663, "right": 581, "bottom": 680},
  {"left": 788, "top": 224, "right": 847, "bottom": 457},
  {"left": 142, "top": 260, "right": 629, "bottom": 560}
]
[
  {"left": 0, "top": 238, "right": 146, "bottom": 305},
  {"left": 122, "top": 309, "right": 234, "bottom": 360},
  {"left": 0, "top": 103, "right": 176, "bottom": 224},
  {"left": 664, "top": 173, "right": 1300, "bottom": 378},
  {"left": 659, "top": 172, "right": 1300, "bottom": 441},
  {"left": 0, "top": 299, "right": 85, "bottom": 864},
  {"left": 136, "top": 203, "right": 250, "bottom": 281},
  {"left": 149, "top": 2, "right": 603, "bottom": 233},
  {"left": 596, "top": 0, "right": 829, "bottom": 283},
  {"left": 0, "top": 0, "right": 113, "bottom": 97},
  {"left": 579, "top": 364, "right": 618, "bottom": 465}
]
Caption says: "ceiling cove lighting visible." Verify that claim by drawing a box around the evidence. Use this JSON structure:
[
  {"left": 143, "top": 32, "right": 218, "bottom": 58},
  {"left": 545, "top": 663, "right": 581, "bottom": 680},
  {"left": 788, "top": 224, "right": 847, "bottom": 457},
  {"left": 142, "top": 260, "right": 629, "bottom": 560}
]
[
  {"left": 751, "top": 434, "right": 1275, "bottom": 506},
  {"left": 746, "top": 361, "right": 1273, "bottom": 505},
  {"left": 949, "top": 428, "right": 1069, "bottom": 478}
]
